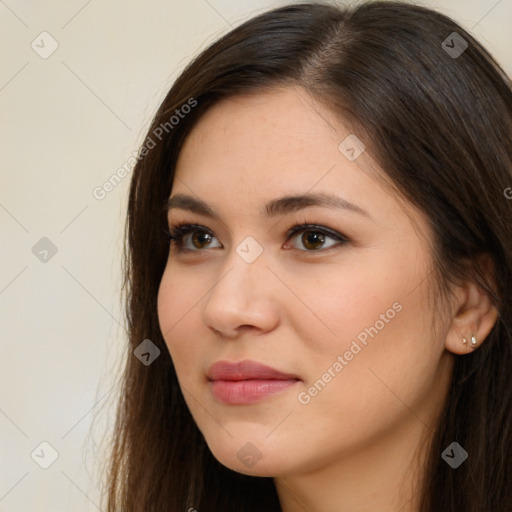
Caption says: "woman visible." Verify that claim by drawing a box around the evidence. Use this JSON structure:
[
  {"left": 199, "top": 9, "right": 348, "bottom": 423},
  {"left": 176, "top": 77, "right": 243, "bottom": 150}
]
[{"left": 102, "top": 1, "right": 512, "bottom": 510}]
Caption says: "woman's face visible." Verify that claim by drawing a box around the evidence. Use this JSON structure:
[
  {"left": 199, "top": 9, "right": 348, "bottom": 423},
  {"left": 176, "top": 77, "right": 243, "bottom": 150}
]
[{"left": 157, "top": 87, "right": 453, "bottom": 477}]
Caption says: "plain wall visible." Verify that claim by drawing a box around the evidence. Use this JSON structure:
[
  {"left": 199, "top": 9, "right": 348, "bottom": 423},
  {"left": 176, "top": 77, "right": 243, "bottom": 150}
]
[{"left": 1, "top": 1, "right": 510, "bottom": 510}]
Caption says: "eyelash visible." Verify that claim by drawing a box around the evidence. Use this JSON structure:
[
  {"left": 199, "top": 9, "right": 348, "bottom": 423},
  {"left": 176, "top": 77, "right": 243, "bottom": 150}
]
[{"left": 166, "top": 221, "right": 349, "bottom": 254}]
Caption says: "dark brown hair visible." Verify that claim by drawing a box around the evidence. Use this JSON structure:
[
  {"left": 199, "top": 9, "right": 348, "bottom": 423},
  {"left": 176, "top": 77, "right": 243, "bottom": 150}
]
[{"left": 100, "top": 1, "right": 512, "bottom": 510}]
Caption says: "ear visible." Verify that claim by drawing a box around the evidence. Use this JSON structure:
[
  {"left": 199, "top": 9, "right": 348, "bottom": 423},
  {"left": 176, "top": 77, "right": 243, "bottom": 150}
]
[{"left": 445, "top": 253, "right": 499, "bottom": 355}]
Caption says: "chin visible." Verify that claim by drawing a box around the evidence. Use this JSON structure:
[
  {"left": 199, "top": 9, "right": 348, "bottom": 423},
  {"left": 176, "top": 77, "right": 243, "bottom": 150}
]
[
  {"left": 214, "top": 452, "right": 286, "bottom": 477},
  {"left": 204, "top": 435, "right": 292, "bottom": 477}
]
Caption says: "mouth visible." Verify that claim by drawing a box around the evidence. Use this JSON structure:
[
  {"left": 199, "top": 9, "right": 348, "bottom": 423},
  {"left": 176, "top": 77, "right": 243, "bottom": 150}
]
[
  {"left": 208, "top": 378, "right": 300, "bottom": 405},
  {"left": 206, "top": 359, "right": 301, "bottom": 405}
]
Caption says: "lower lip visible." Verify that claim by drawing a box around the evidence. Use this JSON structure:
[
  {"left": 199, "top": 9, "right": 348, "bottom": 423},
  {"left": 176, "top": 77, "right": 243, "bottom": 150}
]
[{"left": 209, "top": 379, "right": 299, "bottom": 404}]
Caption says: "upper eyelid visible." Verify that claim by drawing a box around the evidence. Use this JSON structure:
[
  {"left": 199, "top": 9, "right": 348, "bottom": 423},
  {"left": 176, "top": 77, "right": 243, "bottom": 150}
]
[
  {"left": 287, "top": 223, "right": 347, "bottom": 239},
  {"left": 167, "top": 221, "right": 345, "bottom": 237}
]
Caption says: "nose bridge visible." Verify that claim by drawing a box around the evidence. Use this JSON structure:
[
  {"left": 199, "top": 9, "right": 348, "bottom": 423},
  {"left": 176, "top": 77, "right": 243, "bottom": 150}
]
[
  {"left": 234, "top": 234, "right": 265, "bottom": 266},
  {"left": 201, "top": 233, "right": 277, "bottom": 335},
  {"left": 215, "top": 233, "right": 267, "bottom": 295}
]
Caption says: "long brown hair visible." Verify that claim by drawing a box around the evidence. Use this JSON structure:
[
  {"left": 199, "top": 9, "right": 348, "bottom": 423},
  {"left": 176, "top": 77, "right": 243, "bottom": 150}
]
[{"left": 100, "top": 2, "right": 512, "bottom": 510}]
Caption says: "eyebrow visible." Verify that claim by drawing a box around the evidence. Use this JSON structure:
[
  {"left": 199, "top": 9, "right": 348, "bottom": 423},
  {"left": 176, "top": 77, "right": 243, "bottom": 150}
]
[{"left": 166, "top": 192, "right": 371, "bottom": 220}]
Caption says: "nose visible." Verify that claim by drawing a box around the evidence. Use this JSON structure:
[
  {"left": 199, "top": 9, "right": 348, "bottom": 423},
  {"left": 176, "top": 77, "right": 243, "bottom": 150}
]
[{"left": 201, "top": 244, "right": 280, "bottom": 339}]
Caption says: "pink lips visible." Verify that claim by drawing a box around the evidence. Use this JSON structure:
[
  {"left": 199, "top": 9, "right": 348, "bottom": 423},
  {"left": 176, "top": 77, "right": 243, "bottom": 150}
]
[{"left": 207, "top": 360, "right": 300, "bottom": 405}]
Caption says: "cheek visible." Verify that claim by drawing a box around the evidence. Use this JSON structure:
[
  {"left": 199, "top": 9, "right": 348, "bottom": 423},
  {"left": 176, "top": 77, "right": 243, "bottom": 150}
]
[
  {"left": 288, "top": 260, "right": 435, "bottom": 403},
  {"left": 157, "top": 267, "right": 203, "bottom": 366},
  {"left": 288, "top": 241, "right": 430, "bottom": 354},
  {"left": 283, "top": 262, "right": 402, "bottom": 356}
]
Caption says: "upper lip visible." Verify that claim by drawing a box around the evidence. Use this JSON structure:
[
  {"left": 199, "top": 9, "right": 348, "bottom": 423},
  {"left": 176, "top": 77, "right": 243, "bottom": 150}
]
[{"left": 207, "top": 360, "right": 300, "bottom": 381}]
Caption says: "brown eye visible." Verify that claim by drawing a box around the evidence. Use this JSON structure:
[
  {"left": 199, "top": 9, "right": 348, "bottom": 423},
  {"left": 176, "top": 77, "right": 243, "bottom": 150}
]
[
  {"left": 168, "top": 224, "right": 221, "bottom": 252},
  {"left": 286, "top": 224, "right": 348, "bottom": 252},
  {"left": 190, "top": 231, "right": 214, "bottom": 249},
  {"left": 300, "top": 231, "right": 327, "bottom": 251}
]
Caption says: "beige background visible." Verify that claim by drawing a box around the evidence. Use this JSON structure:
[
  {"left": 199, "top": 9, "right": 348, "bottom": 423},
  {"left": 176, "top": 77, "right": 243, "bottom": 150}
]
[{"left": 0, "top": 1, "right": 510, "bottom": 510}]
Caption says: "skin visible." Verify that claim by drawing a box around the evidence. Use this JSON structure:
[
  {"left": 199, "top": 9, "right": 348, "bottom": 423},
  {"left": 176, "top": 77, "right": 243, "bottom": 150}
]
[{"left": 156, "top": 86, "right": 498, "bottom": 512}]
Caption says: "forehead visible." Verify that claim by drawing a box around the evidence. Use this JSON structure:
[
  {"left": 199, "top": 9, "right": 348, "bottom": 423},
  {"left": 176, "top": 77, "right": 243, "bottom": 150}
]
[{"left": 175, "top": 88, "right": 367, "bottom": 189}]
